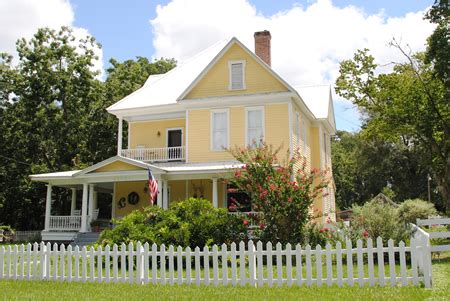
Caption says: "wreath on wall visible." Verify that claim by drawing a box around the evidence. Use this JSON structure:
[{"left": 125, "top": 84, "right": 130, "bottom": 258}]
[{"left": 127, "top": 192, "right": 140, "bottom": 205}]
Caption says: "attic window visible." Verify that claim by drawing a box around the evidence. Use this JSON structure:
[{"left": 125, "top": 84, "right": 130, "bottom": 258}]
[{"left": 228, "top": 60, "right": 246, "bottom": 90}]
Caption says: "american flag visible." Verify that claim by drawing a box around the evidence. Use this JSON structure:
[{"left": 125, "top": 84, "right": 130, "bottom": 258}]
[{"left": 148, "top": 167, "right": 158, "bottom": 205}]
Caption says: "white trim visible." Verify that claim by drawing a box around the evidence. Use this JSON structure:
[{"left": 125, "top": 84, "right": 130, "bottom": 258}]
[
  {"left": 166, "top": 127, "right": 184, "bottom": 148},
  {"left": 244, "top": 106, "right": 265, "bottom": 147},
  {"left": 74, "top": 156, "right": 164, "bottom": 176},
  {"left": 185, "top": 110, "right": 189, "bottom": 162},
  {"left": 210, "top": 108, "right": 230, "bottom": 151},
  {"left": 117, "top": 118, "right": 123, "bottom": 156},
  {"left": 126, "top": 112, "right": 185, "bottom": 123},
  {"left": 228, "top": 60, "right": 246, "bottom": 91},
  {"left": 288, "top": 101, "right": 293, "bottom": 159}
]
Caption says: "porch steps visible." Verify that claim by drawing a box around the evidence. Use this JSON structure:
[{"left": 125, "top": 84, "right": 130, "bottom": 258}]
[{"left": 71, "top": 232, "right": 100, "bottom": 247}]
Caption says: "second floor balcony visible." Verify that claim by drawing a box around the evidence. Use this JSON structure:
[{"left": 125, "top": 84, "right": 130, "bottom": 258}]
[{"left": 120, "top": 146, "right": 185, "bottom": 162}]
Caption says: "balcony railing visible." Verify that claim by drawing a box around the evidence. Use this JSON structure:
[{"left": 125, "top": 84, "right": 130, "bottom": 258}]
[
  {"left": 49, "top": 216, "right": 82, "bottom": 231},
  {"left": 228, "top": 211, "right": 264, "bottom": 228},
  {"left": 121, "top": 146, "right": 185, "bottom": 162}
]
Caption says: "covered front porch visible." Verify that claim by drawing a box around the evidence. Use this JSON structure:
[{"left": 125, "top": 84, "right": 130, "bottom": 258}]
[{"left": 30, "top": 156, "right": 252, "bottom": 241}]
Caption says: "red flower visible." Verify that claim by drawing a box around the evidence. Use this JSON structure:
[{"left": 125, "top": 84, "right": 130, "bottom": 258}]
[
  {"left": 288, "top": 197, "right": 293, "bottom": 203},
  {"left": 235, "top": 170, "right": 242, "bottom": 177},
  {"left": 269, "top": 183, "right": 276, "bottom": 190},
  {"left": 362, "top": 229, "right": 369, "bottom": 238},
  {"left": 259, "top": 223, "right": 266, "bottom": 230},
  {"left": 227, "top": 188, "right": 237, "bottom": 193},
  {"left": 243, "top": 220, "right": 249, "bottom": 226}
]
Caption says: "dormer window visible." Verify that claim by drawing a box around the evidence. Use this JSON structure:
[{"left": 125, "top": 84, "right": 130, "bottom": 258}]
[{"left": 228, "top": 60, "right": 246, "bottom": 90}]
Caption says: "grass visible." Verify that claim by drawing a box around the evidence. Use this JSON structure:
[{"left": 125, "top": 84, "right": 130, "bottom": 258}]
[{"left": 1, "top": 252, "right": 449, "bottom": 301}]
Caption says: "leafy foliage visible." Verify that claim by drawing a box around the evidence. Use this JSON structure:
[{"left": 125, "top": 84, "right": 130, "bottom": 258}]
[
  {"left": 397, "top": 199, "right": 438, "bottom": 225},
  {"left": 0, "top": 27, "right": 176, "bottom": 229},
  {"left": 99, "top": 198, "right": 247, "bottom": 248},
  {"left": 229, "top": 143, "right": 329, "bottom": 244}
]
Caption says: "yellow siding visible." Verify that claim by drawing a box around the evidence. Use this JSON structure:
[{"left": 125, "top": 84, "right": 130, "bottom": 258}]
[
  {"left": 129, "top": 119, "right": 185, "bottom": 149},
  {"left": 186, "top": 44, "right": 288, "bottom": 99},
  {"left": 168, "top": 180, "right": 187, "bottom": 204},
  {"left": 93, "top": 161, "right": 143, "bottom": 173},
  {"left": 188, "top": 104, "right": 289, "bottom": 163},
  {"left": 114, "top": 181, "right": 148, "bottom": 217}
]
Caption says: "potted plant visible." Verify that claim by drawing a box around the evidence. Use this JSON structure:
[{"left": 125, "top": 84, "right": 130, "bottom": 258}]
[{"left": 90, "top": 220, "right": 103, "bottom": 232}]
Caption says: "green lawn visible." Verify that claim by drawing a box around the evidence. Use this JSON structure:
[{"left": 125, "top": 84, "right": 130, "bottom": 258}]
[{"left": 1, "top": 253, "right": 449, "bottom": 301}]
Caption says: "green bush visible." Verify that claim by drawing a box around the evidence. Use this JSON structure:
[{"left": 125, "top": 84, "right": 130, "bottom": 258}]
[
  {"left": 397, "top": 198, "right": 437, "bottom": 225},
  {"left": 99, "top": 198, "right": 247, "bottom": 248},
  {"left": 348, "top": 199, "right": 408, "bottom": 244}
]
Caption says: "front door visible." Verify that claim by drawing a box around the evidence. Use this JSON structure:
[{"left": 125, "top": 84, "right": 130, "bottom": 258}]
[{"left": 167, "top": 129, "right": 182, "bottom": 160}]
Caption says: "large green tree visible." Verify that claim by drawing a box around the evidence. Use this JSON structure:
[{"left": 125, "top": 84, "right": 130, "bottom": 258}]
[
  {"left": 335, "top": 47, "right": 449, "bottom": 209},
  {"left": 0, "top": 27, "right": 176, "bottom": 229}
]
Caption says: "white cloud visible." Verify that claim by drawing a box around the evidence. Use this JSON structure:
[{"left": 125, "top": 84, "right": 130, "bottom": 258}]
[
  {"left": 0, "top": 0, "right": 103, "bottom": 77},
  {"left": 150, "top": 0, "right": 435, "bottom": 130}
]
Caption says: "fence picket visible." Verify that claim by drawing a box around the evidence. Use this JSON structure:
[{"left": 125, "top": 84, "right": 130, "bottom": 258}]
[
  {"left": 376, "top": 237, "right": 385, "bottom": 286},
  {"left": 305, "top": 245, "right": 312, "bottom": 286},
  {"left": 267, "top": 242, "right": 273, "bottom": 287},
  {"left": 316, "top": 245, "right": 322, "bottom": 287},
  {"left": 239, "top": 241, "right": 245, "bottom": 286},
  {"left": 97, "top": 246, "right": 103, "bottom": 283},
  {"left": 105, "top": 245, "right": 111, "bottom": 283},
  {"left": 160, "top": 244, "right": 166, "bottom": 285},
  {"left": 185, "top": 247, "right": 192, "bottom": 285},
  {"left": 367, "top": 239, "right": 374, "bottom": 286},
  {"left": 12, "top": 245, "right": 18, "bottom": 280},
  {"left": 336, "top": 242, "right": 343, "bottom": 287},
  {"left": 276, "top": 242, "right": 282, "bottom": 287},
  {"left": 345, "top": 240, "right": 353, "bottom": 287},
  {"left": 295, "top": 244, "right": 302, "bottom": 287},
  {"left": 325, "top": 243, "right": 332, "bottom": 286},
  {"left": 212, "top": 244, "right": 219, "bottom": 286},
  {"left": 176, "top": 246, "right": 183, "bottom": 285},
  {"left": 248, "top": 241, "right": 256, "bottom": 287},
  {"left": 112, "top": 244, "right": 118, "bottom": 283},
  {"left": 6, "top": 246, "right": 11, "bottom": 280},
  {"left": 32, "top": 243, "right": 38, "bottom": 280},
  {"left": 60, "top": 244, "right": 65, "bottom": 282},
  {"left": 230, "top": 243, "right": 237, "bottom": 286},
  {"left": 128, "top": 243, "right": 134, "bottom": 284},
  {"left": 120, "top": 243, "right": 126, "bottom": 283},
  {"left": 388, "top": 239, "right": 396, "bottom": 286},
  {"left": 410, "top": 238, "right": 418, "bottom": 285},
  {"left": 399, "top": 241, "right": 407, "bottom": 286},
  {"left": 286, "top": 243, "right": 293, "bottom": 287},
  {"left": 257, "top": 241, "right": 263, "bottom": 287},
  {"left": 203, "top": 246, "right": 210, "bottom": 285},
  {"left": 151, "top": 243, "right": 157, "bottom": 284},
  {"left": 67, "top": 245, "right": 72, "bottom": 282},
  {"left": 25, "top": 244, "right": 31, "bottom": 280},
  {"left": 194, "top": 247, "right": 200, "bottom": 286},
  {"left": 74, "top": 246, "right": 80, "bottom": 282},
  {"left": 221, "top": 244, "right": 228, "bottom": 286},
  {"left": 89, "top": 246, "right": 95, "bottom": 283},
  {"left": 0, "top": 246, "right": 4, "bottom": 279},
  {"left": 136, "top": 242, "right": 142, "bottom": 285},
  {"left": 52, "top": 243, "right": 58, "bottom": 281},
  {"left": 19, "top": 244, "right": 25, "bottom": 280},
  {"left": 356, "top": 240, "right": 364, "bottom": 286},
  {"left": 81, "top": 246, "right": 87, "bottom": 282},
  {"left": 17, "top": 244, "right": 23, "bottom": 280},
  {"left": 168, "top": 245, "right": 174, "bottom": 285}
]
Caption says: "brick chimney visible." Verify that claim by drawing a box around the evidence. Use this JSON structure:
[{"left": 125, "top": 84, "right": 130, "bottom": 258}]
[{"left": 254, "top": 30, "right": 271, "bottom": 66}]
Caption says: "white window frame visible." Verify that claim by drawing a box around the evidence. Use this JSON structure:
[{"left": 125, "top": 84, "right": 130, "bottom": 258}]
[
  {"left": 228, "top": 60, "right": 246, "bottom": 91},
  {"left": 166, "top": 127, "right": 184, "bottom": 148},
  {"left": 245, "top": 106, "right": 265, "bottom": 147},
  {"left": 210, "top": 109, "right": 230, "bottom": 151},
  {"left": 302, "top": 117, "right": 307, "bottom": 153}
]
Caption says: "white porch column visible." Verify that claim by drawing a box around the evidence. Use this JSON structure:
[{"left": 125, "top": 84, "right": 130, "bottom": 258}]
[
  {"left": 70, "top": 188, "right": 77, "bottom": 215},
  {"left": 212, "top": 178, "right": 218, "bottom": 208},
  {"left": 80, "top": 183, "right": 88, "bottom": 233},
  {"left": 163, "top": 180, "right": 168, "bottom": 209},
  {"left": 117, "top": 117, "right": 123, "bottom": 156},
  {"left": 88, "top": 184, "right": 95, "bottom": 226},
  {"left": 44, "top": 184, "right": 52, "bottom": 231},
  {"left": 156, "top": 177, "right": 162, "bottom": 207}
]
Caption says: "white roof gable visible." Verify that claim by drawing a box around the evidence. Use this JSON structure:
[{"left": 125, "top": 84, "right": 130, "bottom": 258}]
[{"left": 107, "top": 39, "right": 229, "bottom": 112}]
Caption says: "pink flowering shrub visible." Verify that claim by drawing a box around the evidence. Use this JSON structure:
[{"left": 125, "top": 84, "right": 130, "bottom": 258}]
[{"left": 229, "top": 143, "right": 329, "bottom": 244}]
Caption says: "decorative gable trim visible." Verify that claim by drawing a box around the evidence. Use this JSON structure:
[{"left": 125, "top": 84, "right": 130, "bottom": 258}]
[{"left": 74, "top": 156, "right": 165, "bottom": 176}]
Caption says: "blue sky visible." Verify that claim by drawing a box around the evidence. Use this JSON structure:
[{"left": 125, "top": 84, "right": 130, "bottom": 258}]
[{"left": 1, "top": 0, "right": 433, "bottom": 132}]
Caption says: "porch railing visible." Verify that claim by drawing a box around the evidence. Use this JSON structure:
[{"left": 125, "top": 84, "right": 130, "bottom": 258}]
[
  {"left": 228, "top": 211, "right": 263, "bottom": 228},
  {"left": 49, "top": 216, "right": 82, "bottom": 231},
  {"left": 120, "top": 146, "right": 185, "bottom": 162}
]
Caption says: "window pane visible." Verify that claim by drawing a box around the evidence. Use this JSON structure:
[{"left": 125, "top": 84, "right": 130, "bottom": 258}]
[
  {"left": 212, "top": 111, "right": 228, "bottom": 150},
  {"left": 248, "top": 110, "right": 262, "bottom": 128},
  {"left": 213, "top": 112, "right": 226, "bottom": 130}
]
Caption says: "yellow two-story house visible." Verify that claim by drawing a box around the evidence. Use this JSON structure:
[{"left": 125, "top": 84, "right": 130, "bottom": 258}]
[{"left": 31, "top": 31, "right": 336, "bottom": 242}]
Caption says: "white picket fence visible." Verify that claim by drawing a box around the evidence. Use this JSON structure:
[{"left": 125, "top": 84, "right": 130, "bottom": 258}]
[
  {"left": 0, "top": 236, "right": 432, "bottom": 288},
  {"left": 416, "top": 218, "right": 450, "bottom": 252}
]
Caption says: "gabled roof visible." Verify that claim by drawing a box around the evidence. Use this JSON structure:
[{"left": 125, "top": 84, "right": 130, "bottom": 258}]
[
  {"left": 107, "top": 39, "right": 230, "bottom": 112},
  {"left": 74, "top": 156, "right": 164, "bottom": 176},
  {"left": 294, "top": 85, "right": 337, "bottom": 133}
]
